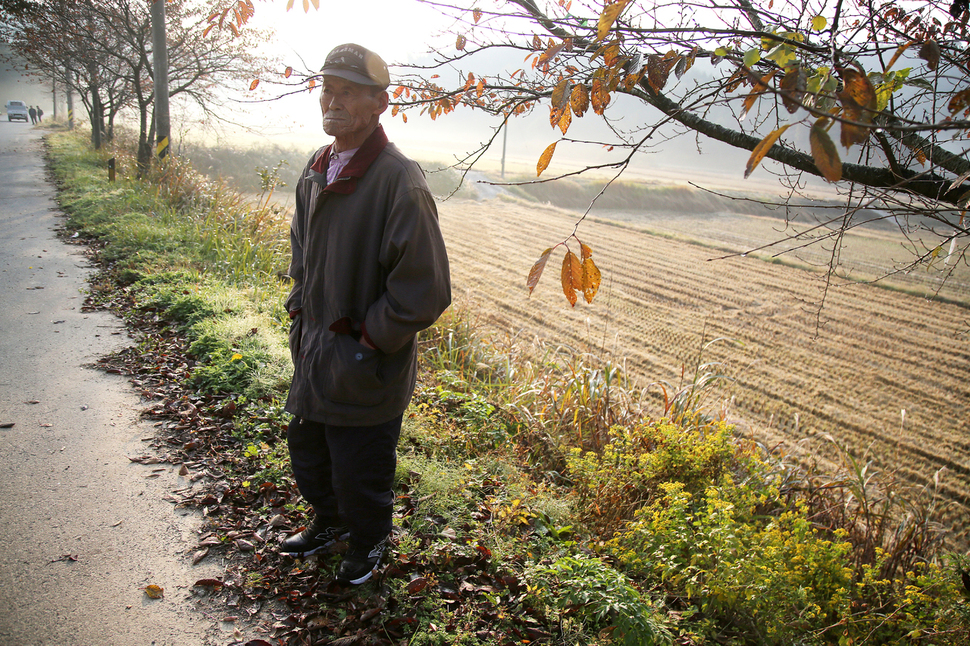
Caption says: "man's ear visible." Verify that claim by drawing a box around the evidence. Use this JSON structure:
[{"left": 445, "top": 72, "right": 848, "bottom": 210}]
[{"left": 375, "top": 90, "right": 389, "bottom": 116}]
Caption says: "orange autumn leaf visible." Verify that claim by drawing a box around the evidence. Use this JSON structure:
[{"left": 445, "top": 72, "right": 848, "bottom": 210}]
[
  {"left": 537, "top": 141, "right": 557, "bottom": 176},
  {"left": 810, "top": 119, "right": 842, "bottom": 182},
  {"left": 527, "top": 247, "right": 554, "bottom": 295},
  {"left": 561, "top": 250, "right": 582, "bottom": 306},
  {"left": 597, "top": 0, "right": 629, "bottom": 41},
  {"left": 582, "top": 256, "right": 601, "bottom": 303},
  {"left": 570, "top": 83, "right": 589, "bottom": 116},
  {"left": 745, "top": 124, "right": 792, "bottom": 178},
  {"left": 144, "top": 584, "right": 164, "bottom": 599}
]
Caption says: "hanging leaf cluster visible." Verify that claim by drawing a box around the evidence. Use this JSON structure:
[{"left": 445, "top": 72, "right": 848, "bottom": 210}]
[
  {"left": 527, "top": 240, "right": 601, "bottom": 307},
  {"left": 203, "top": 0, "right": 255, "bottom": 38}
]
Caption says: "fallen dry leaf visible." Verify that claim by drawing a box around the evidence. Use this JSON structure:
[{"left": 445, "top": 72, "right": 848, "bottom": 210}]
[{"left": 143, "top": 584, "right": 164, "bottom": 599}]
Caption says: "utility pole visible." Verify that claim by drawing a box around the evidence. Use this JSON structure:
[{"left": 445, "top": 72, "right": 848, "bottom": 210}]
[
  {"left": 151, "top": 0, "right": 171, "bottom": 161},
  {"left": 501, "top": 121, "right": 508, "bottom": 179}
]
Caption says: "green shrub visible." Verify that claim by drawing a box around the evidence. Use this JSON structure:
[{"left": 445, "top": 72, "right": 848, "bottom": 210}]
[
  {"left": 525, "top": 553, "right": 675, "bottom": 646},
  {"left": 608, "top": 482, "right": 856, "bottom": 644}
]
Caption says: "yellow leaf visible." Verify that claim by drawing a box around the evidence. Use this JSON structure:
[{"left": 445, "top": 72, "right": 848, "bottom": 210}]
[
  {"left": 527, "top": 247, "right": 554, "bottom": 295},
  {"left": 536, "top": 141, "right": 557, "bottom": 176},
  {"left": 745, "top": 124, "right": 792, "bottom": 178},
  {"left": 230, "top": 353, "right": 243, "bottom": 362},
  {"left": 742, "top": 48, "right": 760, "bottom": 68},
  {"left": 558, "top": 107, "right": 572, "bottom": 135},
  {"left": 539, "top": 41, "right": 566, "bottom": 66},
  {"left": 885, "top": 42, "right": 913, "bottom": 72},
  {"left": 310, "top": 0, "right": 320, "bottom": 9},
  {"left": 582, "top": 257, "right": 601, "bottom": 304},
  {"left": 839, "top": 67, "right": 877, "bottom": 115},
  {"left": 561, "top": 251, "right": 582, "bottom": 307},
  {"left": 570, "top": 83, "right": 590, "bottom": 116},
  {"left": 810, "top": 119, "right": 842, "bottom": 182},
  {"left": 551, "top": 77, "right": 570, "bottom": 109},
  {"left": 286, "top": 0, "right": 294, "bottom": 10},
  {"left": 303, "top": 0, "right": 309, "bottom": 13},
  {"left": 590, "top": 77, "right": 610, "bottom": 114},
  {"left": 144, "top": 584, "right": 164, "bottom": 599},
  {"left": 249, "top": 79, "right": 259, "bottom": 91},
  {"left": 580, "top": 242, "right": 593, "bottom": 260},
  {"left": 811, "top": 15, "right": 827, "bottom": 31},
  {"left": 740, "top": 70, "right": 777, "bottom": 121},
  {"left": 597, "top": 0, "right": 629, "bottom": 41}
]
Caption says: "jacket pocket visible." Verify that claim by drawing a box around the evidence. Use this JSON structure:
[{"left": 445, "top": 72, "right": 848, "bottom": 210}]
[
  {"left": 327, "top": 334, "right": 385, "bottom": 406},
  {"left": 288, "top": 313, "right": 303, "bottom": 365}
]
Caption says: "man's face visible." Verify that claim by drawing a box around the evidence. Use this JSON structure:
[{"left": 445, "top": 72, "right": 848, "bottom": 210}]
[{"left": 319, "top": 76, "right": 387, "bottom": 145}]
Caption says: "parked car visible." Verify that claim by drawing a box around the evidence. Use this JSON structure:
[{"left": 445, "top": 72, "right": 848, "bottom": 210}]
[{"left": 5, "top": 100, "right": 30, "bottom": 122}]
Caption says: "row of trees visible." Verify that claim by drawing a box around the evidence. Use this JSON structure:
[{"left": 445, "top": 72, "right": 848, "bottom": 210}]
[{"left": 1, "top": 0, "right": 271, "bottom": 172}]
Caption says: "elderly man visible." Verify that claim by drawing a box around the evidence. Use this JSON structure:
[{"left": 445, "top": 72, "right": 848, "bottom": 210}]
[{"left": 280, "top": 43, "right": 451, "bottom": 586}]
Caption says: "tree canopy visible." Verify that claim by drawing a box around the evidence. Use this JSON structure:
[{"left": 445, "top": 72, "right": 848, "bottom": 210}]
[{"left": 371, "top": 0, "right": 968, "bottom": 305}]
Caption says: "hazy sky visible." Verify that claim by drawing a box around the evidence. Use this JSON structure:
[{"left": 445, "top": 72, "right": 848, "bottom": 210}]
[
  {"left": 233, "top": 0, "right": 791, "bottom": 190},
  {"left": 0, "top": 1, "right": 815, "bottom": 194}
]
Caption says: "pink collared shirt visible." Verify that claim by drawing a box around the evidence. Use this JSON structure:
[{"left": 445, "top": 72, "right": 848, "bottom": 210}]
[{"left": 327, "top": 146, "right": 360, "bottom": 185}]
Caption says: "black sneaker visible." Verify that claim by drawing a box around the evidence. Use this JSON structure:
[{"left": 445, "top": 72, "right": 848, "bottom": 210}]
[
  {"left": 280, "top": 518, "right": 349, "bottom": 557},
  {"left": 335, "top": 536, "right": 390, "bottom": 585}
]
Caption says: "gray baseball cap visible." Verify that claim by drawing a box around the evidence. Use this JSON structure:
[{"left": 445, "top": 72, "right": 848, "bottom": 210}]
[{"left": 320, "top": 44, "right": 390, "bottom": 89}]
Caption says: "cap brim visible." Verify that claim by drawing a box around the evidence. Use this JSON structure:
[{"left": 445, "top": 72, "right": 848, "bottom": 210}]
[{"left": 320, "top": 68, "right": 383, "bottom": 87}]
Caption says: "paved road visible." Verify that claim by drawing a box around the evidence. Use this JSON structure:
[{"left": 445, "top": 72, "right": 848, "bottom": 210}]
[{"left": 0, "top": 124, "right": 231, "bottom": 645}]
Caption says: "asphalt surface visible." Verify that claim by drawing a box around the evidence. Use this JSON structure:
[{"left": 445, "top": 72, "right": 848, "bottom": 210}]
[{"left": 0, "top": 123, "right": 233, "bottom": 645}]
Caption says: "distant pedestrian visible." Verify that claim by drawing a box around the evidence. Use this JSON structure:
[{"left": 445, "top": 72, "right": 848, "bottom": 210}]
[
  {"left": 28, "top": 106, "right": 36, "bottom": 124},
  {"left": 37, "top": 107, "right": 43, "bottom": 122}
]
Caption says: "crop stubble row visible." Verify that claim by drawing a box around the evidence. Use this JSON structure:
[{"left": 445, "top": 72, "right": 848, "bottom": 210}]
[{"left": 437, "top": 198, "right": 970, "bottom": 545}]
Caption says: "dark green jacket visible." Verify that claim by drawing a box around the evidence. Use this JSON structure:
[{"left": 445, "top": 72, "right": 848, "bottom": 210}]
[{"left": 285, "top": 125, "right": 451, "bottom": 426}]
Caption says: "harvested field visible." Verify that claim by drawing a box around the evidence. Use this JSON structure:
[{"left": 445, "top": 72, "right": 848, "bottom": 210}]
[{"left": 436, "top": 196, "right": 970, "bottom": 547}]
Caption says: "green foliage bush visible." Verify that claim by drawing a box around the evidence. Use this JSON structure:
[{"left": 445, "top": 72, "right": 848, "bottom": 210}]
[{"left": 525, "top": 554, "right": 675, "bottom": 646}]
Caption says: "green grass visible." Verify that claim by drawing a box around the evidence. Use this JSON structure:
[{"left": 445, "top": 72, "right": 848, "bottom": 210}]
[{"left": 46, "top": 129, "right": 970, "bottom": 646}]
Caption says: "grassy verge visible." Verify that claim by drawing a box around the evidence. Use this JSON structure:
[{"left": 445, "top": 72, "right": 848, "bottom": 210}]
[{"left": 48, "top": 129, "right": 969, "bottom": 646}]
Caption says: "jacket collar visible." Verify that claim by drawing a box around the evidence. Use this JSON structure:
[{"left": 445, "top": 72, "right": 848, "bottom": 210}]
[{"left": 308, "top": 125, "right": 389, "bottom": 194}]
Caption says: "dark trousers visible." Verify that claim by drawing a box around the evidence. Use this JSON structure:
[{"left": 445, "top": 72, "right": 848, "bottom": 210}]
[{"left": 287, "top": 415, "right": 403, "bottom": 547}]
